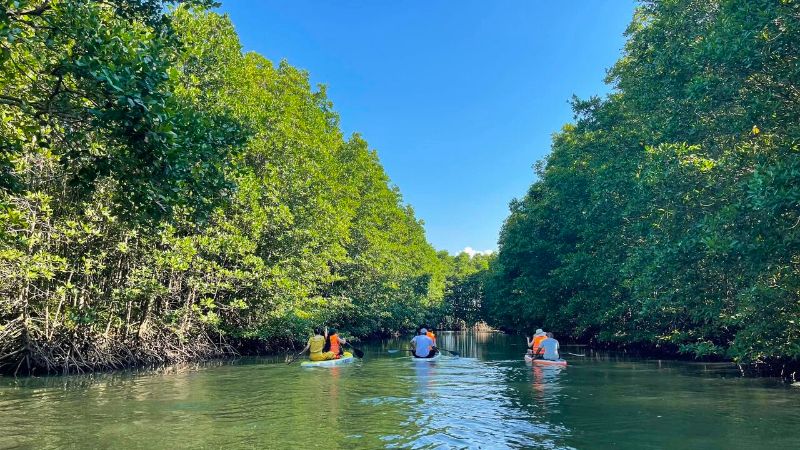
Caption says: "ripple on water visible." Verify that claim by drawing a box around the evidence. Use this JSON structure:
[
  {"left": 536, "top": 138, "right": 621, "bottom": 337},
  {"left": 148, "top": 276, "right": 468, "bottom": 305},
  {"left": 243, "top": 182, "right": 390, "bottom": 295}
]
[
  {"left": 6, "top": 333, "right": 796, "bottom": 449},
  {"left": 372, "top": 355, "right": 573, "bottom": 449}
]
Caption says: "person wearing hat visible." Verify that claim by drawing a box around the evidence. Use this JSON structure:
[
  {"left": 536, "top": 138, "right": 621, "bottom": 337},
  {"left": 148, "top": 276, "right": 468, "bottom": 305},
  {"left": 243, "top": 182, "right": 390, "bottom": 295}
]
[
  {"left": 411, "top": 327, "right": 436, "bottom": 358},
  {"left": 539, "top": 332, "right": 560, "bottom": 361},
  {"left": 526, "top": 328, "right": 547, "bottom": 359}
]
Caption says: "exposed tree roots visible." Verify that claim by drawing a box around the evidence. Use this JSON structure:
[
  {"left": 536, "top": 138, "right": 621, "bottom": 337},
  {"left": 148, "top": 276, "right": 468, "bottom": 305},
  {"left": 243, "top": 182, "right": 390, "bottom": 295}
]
[{"left": 0, "top": 319, "right": 237, "bottom": 376}]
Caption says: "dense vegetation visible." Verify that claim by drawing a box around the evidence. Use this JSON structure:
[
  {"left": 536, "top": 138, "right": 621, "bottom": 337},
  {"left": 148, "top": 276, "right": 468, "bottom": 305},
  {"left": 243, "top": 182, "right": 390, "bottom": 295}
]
[
  {"left": 437, "top": 252, "right": 493, "bottom": 330},
  {"left": 484, "top": 0, "right": 800, "bottom": 371},
  {"left": 4, "top": 0, "right": 794, "bottom": 377},
  {"left": 0, "top": 0, "right": 477, "bottom": 375}
]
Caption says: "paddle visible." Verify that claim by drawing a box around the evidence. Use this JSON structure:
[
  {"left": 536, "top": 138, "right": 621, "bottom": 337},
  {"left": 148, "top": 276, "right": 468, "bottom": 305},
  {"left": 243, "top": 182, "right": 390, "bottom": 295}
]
[
  {"left": 286, "top": 351, "right": 304, "bottom": 365},
  {"left": 564, "top": 352, "right": 585, "bottom": 357},
  {"left": 387, "top": 349, "right": 413, "bottom": 354},
  {"left": 389, "top": 347, "right": 460, "bottom": 357},
  {"left": 436, "top": 347, "right": 460, "bottom": 357},
  {"left": 344, "top": 341, "right": 364, "bottom": 358}
]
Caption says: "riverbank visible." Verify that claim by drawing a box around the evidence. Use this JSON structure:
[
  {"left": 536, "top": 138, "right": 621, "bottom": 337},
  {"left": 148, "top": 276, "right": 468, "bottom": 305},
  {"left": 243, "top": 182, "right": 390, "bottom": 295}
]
[
  {"left": 6, "top": 327, "right": 798, "bottom": 384},
  {"left": 562, "top": 338, "right": 800, "bottom": 383},
  {"left": 489, "top": 327, "right": 800, "bottom": 383}
]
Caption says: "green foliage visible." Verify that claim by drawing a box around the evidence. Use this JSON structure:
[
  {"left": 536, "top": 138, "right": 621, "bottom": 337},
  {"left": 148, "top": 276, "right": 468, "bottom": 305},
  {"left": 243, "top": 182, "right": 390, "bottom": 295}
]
[
  {"left": 0, "top": 0, "right": 242, "bottom": 223},
  {"left": 436, "top": 251, "right": 494, "bottom": 330},
  {"left": 486, "top": 0, "right": 800, "bottom": 366},
  {"left": 0, "top": 3, "right": 446, "bottom": 373}
]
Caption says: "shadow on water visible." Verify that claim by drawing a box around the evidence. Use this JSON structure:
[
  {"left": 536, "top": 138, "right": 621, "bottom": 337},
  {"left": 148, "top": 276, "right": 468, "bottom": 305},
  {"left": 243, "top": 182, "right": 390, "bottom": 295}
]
[{"left": 1, "top": 332, "right": 799, "bottom": 449}]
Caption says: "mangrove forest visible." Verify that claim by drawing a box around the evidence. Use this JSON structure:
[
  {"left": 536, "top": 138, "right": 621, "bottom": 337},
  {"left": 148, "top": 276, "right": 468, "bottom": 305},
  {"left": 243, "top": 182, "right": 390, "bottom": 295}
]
[{"left": 2, "top": 0, "right": 799, "bottom": 379}]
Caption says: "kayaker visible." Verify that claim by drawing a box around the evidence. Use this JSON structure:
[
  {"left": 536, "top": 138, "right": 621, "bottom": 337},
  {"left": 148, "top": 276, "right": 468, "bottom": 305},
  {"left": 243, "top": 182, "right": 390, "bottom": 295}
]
[
  {"left": 426, "top": 328, "right": 437, "bottom": 347},
  {"left": 327, "top": 328, "right": 348, "bottom": 358},
  {"left": 526, "top": 329, "right": 547, "bottom": 358},
  {"left": 299, "top": 327, "right": 336, "bottom": 361},
  {"left": 539, "top": 332, "right": 560, "bottom": 361},
  {"left": 411, "top": 328, "right": 436, "bottom": 358}
]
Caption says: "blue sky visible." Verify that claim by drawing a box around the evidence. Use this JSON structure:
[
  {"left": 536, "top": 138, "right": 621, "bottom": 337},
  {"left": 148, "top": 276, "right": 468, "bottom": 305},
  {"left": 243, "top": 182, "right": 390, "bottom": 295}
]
[{"left": 217, "top": 1, "right": 637, "bottom": 254}]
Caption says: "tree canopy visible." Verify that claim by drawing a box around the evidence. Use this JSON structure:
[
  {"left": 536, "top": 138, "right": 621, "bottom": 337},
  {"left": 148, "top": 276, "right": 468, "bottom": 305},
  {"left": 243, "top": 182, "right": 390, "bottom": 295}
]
[
  {"left": 484, "top": 0, "right": 800, "bottom": 370},
  {"left": 0, "top": 1, "right": 455, "bottom": 374}
]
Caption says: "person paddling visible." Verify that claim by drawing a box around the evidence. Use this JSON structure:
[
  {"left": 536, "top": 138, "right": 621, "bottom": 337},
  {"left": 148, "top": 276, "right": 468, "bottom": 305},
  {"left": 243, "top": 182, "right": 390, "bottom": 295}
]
[
  {"left": 411, "top": 328, "right": 437, "bottom": 358},
  {"left": 539, "top": 332, "right": 560, "bottom": 361},
  {"left": 299, "top": 327, "right": 337, "bottom": 361},
  {"left": 327, "top": 328, "right": 348, "bottom": 358},
  {"left": 526, "top": 328, "right": 547, "bottom": 358}
]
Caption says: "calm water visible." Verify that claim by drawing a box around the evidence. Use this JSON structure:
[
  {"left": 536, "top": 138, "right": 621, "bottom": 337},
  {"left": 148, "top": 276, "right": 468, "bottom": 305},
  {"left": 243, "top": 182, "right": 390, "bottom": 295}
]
[{"left": 2, "top": 332, "right": 799, "bottom": 449}]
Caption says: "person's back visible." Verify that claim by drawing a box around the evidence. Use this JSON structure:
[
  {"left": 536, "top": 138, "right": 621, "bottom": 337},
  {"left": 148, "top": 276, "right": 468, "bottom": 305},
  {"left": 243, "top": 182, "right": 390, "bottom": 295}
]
[
  {"left": 532, "top": 335, "right": 546, "bottom": 350},
  {"left": 308, "top": 334, "right": 325, "bottom": 357},
  {"left": 530, "top": 330, "right": 547, "bottom": 356},
  {"left": 411, "top": 333, "right": 434, "bottom": 358},
  {"left": 329, "top": 332, "right": 342, "bottom": 357},
  {"left": 308, "top": 328, "right": 336, "bottom": 361},
  {"left": 539, "top": 335, "right": 560, "bottom": 361}
]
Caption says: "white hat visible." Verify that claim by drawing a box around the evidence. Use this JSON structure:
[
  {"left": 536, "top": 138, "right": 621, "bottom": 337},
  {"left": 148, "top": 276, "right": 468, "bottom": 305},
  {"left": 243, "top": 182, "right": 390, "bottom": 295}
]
[
  {"left": 420, "top": 328, "right": 428, "bottom": 334},
  {"left": 535, "top": 328, "right": 545, "bottom": 335}
]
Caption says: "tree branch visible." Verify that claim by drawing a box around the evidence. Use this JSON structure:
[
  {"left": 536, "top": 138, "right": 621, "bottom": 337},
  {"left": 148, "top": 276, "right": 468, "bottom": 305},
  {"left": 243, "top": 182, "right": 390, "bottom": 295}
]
[
  {"left": 13, "top": 0, "right": 52, "bottom": 17},
  {"left": 0, "top": 94, "right": 25, "bottom": 107}
]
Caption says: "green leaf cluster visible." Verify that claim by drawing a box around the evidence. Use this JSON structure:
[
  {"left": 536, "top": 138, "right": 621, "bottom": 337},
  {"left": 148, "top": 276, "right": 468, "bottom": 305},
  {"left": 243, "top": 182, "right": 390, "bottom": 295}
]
[
  {"left": 485, "top": 0, "right": 800, "bottom": 366},
  {"left": 0, "top": 2, "right": 447, "bottom": 373}
]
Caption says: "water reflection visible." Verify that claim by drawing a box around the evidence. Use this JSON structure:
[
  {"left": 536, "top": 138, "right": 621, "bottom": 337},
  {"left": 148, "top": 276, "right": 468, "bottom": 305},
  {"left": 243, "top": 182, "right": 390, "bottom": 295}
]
[
  {"left": 530, "top": 365, "right": 566, "bottom": 406},
  {"left": 2, "top": 332, "right": 799, "bottom": 449},
  {"left": 378, "top": 346, "right": 573, "bottom": 449},
  {"left": 410, "top": 358, "right": 438, "bottom": 393}
]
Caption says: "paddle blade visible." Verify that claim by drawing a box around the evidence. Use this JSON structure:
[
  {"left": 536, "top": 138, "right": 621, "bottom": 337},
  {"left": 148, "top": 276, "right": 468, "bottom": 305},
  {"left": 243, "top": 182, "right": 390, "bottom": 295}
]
[
  {"left": 343, "top": 342, "right": 364, "bottom": 358},
  {"left": 387, "top": 349, "right": 399, "bottom": 353}
]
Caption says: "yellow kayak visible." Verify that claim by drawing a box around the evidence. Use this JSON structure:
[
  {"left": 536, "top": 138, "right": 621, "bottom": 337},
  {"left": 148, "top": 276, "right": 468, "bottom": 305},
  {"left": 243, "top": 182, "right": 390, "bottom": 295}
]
[{"left": 300, "top": 352, "right": 354, "bottom": 367}]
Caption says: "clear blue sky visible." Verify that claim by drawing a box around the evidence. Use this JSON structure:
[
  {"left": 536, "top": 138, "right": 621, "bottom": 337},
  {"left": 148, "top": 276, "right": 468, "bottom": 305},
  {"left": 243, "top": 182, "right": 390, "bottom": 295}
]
[{"left": 216, "top": 1, "right": 637, "bottom": 254}]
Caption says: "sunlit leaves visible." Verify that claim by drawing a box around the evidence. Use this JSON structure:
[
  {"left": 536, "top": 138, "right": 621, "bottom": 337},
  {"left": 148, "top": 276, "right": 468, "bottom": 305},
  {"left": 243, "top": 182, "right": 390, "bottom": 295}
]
[{"left": 487, "top": 0, "right": 800, "bottom": 368}]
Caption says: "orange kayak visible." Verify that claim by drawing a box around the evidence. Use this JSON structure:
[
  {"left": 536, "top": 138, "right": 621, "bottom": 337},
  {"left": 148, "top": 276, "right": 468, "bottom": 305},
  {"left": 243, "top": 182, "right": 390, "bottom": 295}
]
[{"left": 524, "top": 354, "right": 567, "bottom": 366}]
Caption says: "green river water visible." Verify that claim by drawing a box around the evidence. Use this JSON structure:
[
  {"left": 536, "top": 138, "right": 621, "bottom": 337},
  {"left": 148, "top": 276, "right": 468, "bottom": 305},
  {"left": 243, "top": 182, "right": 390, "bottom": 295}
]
[{"left": 2, "top": 332, "right": 799, "bottom": 449}]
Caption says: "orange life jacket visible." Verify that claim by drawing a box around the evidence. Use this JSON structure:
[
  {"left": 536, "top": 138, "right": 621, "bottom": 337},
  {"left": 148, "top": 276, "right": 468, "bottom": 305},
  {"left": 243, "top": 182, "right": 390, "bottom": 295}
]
[
  {"left": 532, "top": 335, "right": 547, "bottom": 352},
  {"left": 329, "top": 334, "right": 341, "bottom": 356},
  {"left": 426, "top": 331, "right": 436, "bottom": 345}
]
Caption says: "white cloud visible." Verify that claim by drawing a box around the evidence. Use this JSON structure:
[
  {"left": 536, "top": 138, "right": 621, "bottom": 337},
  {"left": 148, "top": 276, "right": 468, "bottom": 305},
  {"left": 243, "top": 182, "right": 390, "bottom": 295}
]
[{"left": 461, "top": 247, "right": 494, "bottom": 257}]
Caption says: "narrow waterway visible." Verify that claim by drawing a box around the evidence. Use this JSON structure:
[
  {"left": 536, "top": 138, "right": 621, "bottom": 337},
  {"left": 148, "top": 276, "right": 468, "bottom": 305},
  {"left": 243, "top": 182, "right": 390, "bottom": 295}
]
[{"left": 2, "top": 332, "right": 798, "bottom": 449}]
